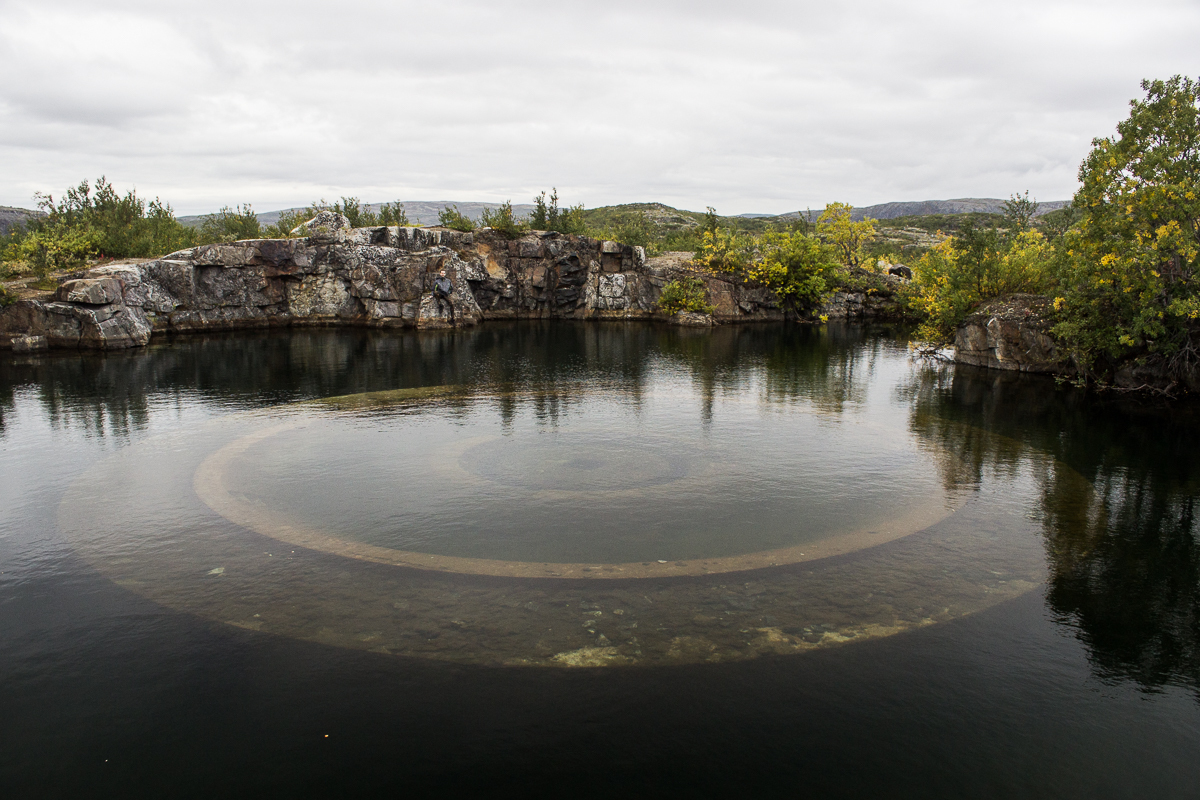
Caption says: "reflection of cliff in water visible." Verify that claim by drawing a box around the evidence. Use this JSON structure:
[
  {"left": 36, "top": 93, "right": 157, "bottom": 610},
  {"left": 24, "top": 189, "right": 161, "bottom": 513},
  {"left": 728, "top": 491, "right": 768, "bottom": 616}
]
[
  {"left": 0, "top": 324, "right": 655, "bottom": 437},
  {"left": 0, "top": 321, "right": 903, "bottom": 438},
  {"left": 907, "top": 364, "right": 1200, "bottom": 697}
]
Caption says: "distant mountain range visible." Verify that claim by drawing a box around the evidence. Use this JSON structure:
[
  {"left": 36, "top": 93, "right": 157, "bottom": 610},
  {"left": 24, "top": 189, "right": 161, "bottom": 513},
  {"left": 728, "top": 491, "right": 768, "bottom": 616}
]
[
  {"left": 758, "top": 198, "right": 1071, "bottom": 223},
  {"left": 182, "top": 197, "right": 1070, "bottom": 228},
  {"left": 0, "top": 206, "right": 44, "bottom": 236},
  {"left": 2, "top": 197, "right": 1072, "bottom": 236}
]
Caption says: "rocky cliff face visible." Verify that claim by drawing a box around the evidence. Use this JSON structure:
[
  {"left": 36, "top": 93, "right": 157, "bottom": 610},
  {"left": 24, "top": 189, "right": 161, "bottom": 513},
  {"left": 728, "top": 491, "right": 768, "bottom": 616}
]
[
  {"left": 820, "top": 287, "right": 904, "bottom": 321},
  {"left": 951, "top": 294, "right": 1200, "bottom": 393},
  {"left": 952, "top": 294, "right": 1065, "bottom": 374},
  {"left": 1, "top": 213, "right": 793, "bottom": 351}
]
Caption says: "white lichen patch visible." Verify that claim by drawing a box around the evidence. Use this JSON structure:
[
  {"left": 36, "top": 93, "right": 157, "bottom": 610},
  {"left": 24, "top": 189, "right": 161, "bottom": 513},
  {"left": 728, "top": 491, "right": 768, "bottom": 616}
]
[{"left": 550, "top": 646, "right": 635, "bottom": 667}]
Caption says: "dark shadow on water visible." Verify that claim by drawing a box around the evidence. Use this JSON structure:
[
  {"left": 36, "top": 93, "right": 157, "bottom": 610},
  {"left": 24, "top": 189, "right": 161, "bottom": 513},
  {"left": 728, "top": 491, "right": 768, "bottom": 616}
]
[{"left": 905, "top": 363, "right": 1200, "bottom": 697}]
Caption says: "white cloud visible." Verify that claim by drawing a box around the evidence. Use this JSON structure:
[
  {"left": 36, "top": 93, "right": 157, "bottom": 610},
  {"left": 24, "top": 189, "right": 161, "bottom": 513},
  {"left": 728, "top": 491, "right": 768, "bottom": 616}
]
[{"left": 1, "top": 0, "right": 1197, "bottom": 214}]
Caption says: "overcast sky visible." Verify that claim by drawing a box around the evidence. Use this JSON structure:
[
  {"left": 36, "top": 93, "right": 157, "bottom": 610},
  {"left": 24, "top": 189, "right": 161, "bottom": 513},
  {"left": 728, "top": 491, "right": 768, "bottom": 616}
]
[{"left": 1, "top": 0, "right": 1196, "bottom": 216}]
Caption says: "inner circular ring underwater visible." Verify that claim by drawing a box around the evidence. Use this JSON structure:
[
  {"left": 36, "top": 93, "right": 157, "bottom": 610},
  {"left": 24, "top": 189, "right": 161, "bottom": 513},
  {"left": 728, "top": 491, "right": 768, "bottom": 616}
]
[{"left": 193, "top": 418, "right": 958, "bottom": 580}]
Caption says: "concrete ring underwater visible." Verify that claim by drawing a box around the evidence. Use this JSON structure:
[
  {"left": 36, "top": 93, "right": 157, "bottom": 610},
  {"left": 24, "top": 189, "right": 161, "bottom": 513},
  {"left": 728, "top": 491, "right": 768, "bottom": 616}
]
[{"left": 58, "top": 386, "right": 1069, "bottom": 668}]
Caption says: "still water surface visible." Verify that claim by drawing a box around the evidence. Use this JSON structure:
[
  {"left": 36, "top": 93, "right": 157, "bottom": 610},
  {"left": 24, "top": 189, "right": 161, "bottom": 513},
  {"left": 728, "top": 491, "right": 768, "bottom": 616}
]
[{"left": 2, "top": 322, "right": 1199, "bottom": 796}]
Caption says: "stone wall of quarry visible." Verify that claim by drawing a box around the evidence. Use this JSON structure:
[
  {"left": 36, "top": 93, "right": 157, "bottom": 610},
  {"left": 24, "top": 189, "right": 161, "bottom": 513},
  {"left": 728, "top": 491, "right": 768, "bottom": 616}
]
[
  {"left": 0, "top": 213, "right": 790, "bottom": 351},
  {"left": 951, "top": 293, "right": 1200, "bottom": 393},
  {"left": 0, "top": 212, "right": 910, "bottom": 352},
  {"left": 952, "top": 294, "right": 1065, "bottom": 375}
]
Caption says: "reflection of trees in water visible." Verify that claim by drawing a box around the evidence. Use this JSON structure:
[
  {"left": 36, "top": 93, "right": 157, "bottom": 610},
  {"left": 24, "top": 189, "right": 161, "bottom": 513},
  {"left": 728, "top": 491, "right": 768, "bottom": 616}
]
[
  {"left": 759, "top": 323, "right": 887, "bottom": 413},
  {"left": 1044, "top": 463, "right": 1200, "bottom": 694},
  {"left": 0, "top": 377, "right": 13, "bottom": 435},
  {"left": 0, "top": 322, "right": 907, "bottom": 437},
  {"left": 900, "top": 365, "right": 1030, "bottom": 491},
  {"left": 654, "top": 322, "right": 900, "bottom": 419},
  {"left": 0, "top": 325, "right": 634, "bottom": 436},
  {"left": 0, "top": 323, "right": 674, "bottom": 438},
  {"left": 907, "top": 364, "right": 1200, "bottom": 696},
  {"left": 471, "top": 322, "right": 659, "bottom": 426},
  {"left": 0, "top": 351, "right": 156, "bottom": 438}
]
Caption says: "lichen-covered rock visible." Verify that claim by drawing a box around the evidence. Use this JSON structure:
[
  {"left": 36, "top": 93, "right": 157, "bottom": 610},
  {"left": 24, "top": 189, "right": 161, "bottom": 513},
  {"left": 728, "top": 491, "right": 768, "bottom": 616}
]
[
  {"left": 673, "top": 311, "right": 714, "bottom": 327},
  {"left": 953, "top": 294, "right": 1065, "bottom": 374},
  {"left": 288, "top": 273, "right": 357, "bottom": 319},
  {"left": 2, "top": 296, "right": 151, "bottom": 349},
  {"left": 821, "top": 291, "right": 865, "bottom": 320},
  {"left": 299, "top": 211, "right": 352, "bottom": 244},
  {"left": 10, "top": 335, "right": 47, "bottom": 352},
  {"left": 57, "top": 276, "right": 123, "bottom": 305},
  {"left": 816, "top": 268, "right": 905, "bottom": 321},
  {"left": 82, "top": 305, "right": 152, "bottom": 349}
]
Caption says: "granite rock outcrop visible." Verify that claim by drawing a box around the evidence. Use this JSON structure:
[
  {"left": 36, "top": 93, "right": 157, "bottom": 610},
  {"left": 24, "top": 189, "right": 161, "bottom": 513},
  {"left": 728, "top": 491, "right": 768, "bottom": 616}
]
[
  {"left": 953, "top": 294, "right": 1065, "bottom": 374},
  {"left": 950, "top": 294, "right": 1200, "bottom": 393},
  {"left": 1, "top": 219, "right": 792, "bottom": 350}
]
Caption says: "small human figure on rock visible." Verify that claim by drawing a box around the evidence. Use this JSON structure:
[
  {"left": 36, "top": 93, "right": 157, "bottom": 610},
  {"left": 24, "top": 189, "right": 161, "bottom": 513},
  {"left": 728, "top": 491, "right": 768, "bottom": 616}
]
[{"left": 432, "top": 269, "right": 455, "bottom": 321}]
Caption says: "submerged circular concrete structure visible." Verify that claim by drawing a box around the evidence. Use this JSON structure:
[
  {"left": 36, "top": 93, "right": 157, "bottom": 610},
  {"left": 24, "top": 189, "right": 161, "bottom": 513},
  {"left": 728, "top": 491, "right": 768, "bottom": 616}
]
[{"left": 59, "top": 386, "right": 1064, "bottom": 667}]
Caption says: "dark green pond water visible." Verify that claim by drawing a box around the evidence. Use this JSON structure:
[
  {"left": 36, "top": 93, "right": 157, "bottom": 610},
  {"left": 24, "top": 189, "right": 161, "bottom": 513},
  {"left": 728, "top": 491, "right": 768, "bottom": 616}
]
[{"left": 2, "top": 322, "right": 1198, "bottom": 796}]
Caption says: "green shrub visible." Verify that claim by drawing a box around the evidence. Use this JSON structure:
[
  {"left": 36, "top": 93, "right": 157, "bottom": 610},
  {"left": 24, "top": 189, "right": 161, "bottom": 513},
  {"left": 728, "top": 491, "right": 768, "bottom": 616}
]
[
  {"left": 660, "top": 227, "right": 704, "bottom": 253},
  {"left": 818, "top": 202, "right": 876, "bottom": 269},
  {"left": 263, "top": 209, "right": 312, "bottom": 238},
  {"left": 1036, "top": 206, "right": 1083, "bottom": 242},
  {"left": 297, "top": 198, "right": 410, "bottom": 233},
  {"left": 611, "top": 211, "right": 652, "bottom": 249},
  {"left": 692, "top": 227, "right": 754, "bottom": 272},
  {"left": 690, "top": 222, "right": 841, "bottom": 313},
  {"left": 302, "top": 197, "right": 391, "bottom": 228},
  {"left": 480, "top": 201, "right": 524, "bottom": 238},
  {"left": 530, "top": 189, "right": 586, "bottom": 234},
  {"left": 198, "top": 204, "right": 260, "bottom": 244},
  {"left": 578, "top": 204, "right": 767, "bottom": 256},
  {"left": 657, "top": 277, "right": 713, "bottom": 315},
  {"left": 33, "top": 178, "right": 195, "bottom": 259},
  {"left": 340, "top": 197, "right": 372, "bottom": 227},
  {"left": 438, "top": 205, "right": 476, "bottom": 232},
  {"left": 378, "top": 202, "right": 411, "bottom": 227},
  {"left": 587, "top": 209, "right": 658, "bottom": 251},
  {"left": 905, "top": 226, "right": 1055, "bottom": 342},
  {"left": 1002, "top": 191, "right": 1037, "bottom": 232},
  {"left": 1051, "top": 76, "right": 1200, "bottom": 377},
  {"left": 331, "top": 197, "right": 371, "bottom": 227},
  {"left": 5, "top": 224, "right": 96, "bottom": 278},
  {"left": 748, "top": 231, "right": 842, "bottom": 313}
]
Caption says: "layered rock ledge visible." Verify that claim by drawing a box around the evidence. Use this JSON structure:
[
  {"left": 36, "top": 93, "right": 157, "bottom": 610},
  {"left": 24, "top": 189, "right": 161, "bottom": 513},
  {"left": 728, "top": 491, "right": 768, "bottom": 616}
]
[
  {"left": 953, "top": 294, "right": 1066, "bottom": 374},
  {"left": 951, "top": 294, "right": 1200, "bottom": 393},
  {"left": 0, "top": 217, "right": 777, "bottom": 350}
]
